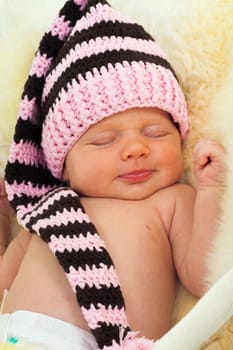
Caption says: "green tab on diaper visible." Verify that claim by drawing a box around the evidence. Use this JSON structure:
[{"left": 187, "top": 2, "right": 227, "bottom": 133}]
[{"left": 7, "top": 338, "right": 19, "bottom": 345}]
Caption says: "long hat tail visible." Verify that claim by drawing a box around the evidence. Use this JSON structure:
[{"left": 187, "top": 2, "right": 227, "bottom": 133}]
[{"left": 4, "top": 1, "right": 136, "bottom": 348}]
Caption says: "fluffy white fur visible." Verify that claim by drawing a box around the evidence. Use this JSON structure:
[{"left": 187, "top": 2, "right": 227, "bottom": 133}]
[{"left": 1, "top": 0, "right": 233, "bottom": 348}]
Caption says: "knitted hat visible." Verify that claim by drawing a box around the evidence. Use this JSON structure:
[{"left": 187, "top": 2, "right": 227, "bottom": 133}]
[
  {"left": 5, "top": 0, "right": 188, "bottom": 349},
  {"left": 41, "top": 0, "right": 188, "bottom": 180}
]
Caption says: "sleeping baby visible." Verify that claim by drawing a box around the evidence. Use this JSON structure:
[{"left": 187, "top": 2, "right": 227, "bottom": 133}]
[{"left": 1, "top": 0, "right": 227, "bottom": 349}]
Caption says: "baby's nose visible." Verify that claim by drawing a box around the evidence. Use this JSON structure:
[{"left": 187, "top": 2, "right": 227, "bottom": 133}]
[{"left": 121, "top": 137, "right": 150, "bottom": 160}]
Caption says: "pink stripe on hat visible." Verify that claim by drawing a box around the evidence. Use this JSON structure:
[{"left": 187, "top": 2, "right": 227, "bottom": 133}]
[
  {"left": 66, "top": 264, "right": 120, "bottom": 290},
  {"left": 18, "top": 96, "right": 37, "bottom": 121},
  {"left": 5, "top": 180, "right": 52, "bottom": 201},
  {"left": 72, "top": 2, "right": 135, "bottom": 34},
  {"left": 103, "top": 332, "right": 154, "bottom": 350},
  {"left": 30, "top": 52, "right": 53, "bottom": 78},
  {"left": 43, "top": 36, "right": 167, "bottom": 101},
  {"left": 49, "top": 232, "right": 104, "bottom": 253},
  {"left": 48, "top": 15, "right": 73, "bottom": 41},
  {"left": 9, "top": 141, "right": 46, "bottom": 167},
  {"left": 33, "top": 207, "right": 90, "bottom": 232},
  {"left": 18, "top": 188, "right": 80, "bottom": 226},
  {"left": 81, "top": 304, "right": 129, "bottom": 329}
]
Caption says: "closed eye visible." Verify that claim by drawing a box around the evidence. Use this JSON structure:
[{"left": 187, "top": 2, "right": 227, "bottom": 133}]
[
  {"left": 143, "top": 125, "right": 169, "bottom": 138},
  {"left": 89, "top": 132, "right": 117, "bottom": 146}
]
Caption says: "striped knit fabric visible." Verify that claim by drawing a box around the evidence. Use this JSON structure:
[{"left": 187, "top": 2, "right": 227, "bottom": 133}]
[
  {"left": 5, "top": 0, "right": 188, "bottom": 349},
  {"left": 41, "top": 0, "right": 188, "bottom": 180}
]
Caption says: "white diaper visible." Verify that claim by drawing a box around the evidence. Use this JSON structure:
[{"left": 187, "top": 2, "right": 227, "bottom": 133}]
[{"left": 0, "top": 310, "right": 98, "bottom": 350}]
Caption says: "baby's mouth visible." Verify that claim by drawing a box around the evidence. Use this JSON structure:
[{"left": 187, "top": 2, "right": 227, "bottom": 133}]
[{"left": 119, "top": 169, "right": 153, "bottom": 183}]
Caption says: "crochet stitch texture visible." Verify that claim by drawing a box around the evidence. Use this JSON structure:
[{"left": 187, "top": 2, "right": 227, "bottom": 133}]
[{"left": 5, "top": 0, "right": 188, "bottom": 348}]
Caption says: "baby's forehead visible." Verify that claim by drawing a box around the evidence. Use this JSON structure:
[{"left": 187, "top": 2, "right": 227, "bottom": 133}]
[{"left": 89, "top": 107, "right": 172, "bottom": 129}]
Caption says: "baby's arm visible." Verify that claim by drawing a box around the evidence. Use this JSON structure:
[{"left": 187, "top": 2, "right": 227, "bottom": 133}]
[
  {"left": 0, "top": 178, "right": 29, "bottom": 297},
  {"left": 171, "top": 139, "right": 226, "bottom": 297},
  {"left": 0, "top": 230, "right": 31, "bottom": 297},
  {"left": 0, "top": 177, "right": 11, "bottom": 254}
]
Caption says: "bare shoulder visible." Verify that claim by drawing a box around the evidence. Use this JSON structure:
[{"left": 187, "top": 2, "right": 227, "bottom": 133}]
[
  {"left": 166, "top": 183, "right": 196, "bottom": 209},
  {"left": 148, "top": 183, "right": 195, "bottom": 204},
  {"left": 170, "top": 183, "right": 195, "bottom": 198},
  {"left": 145, "top": 183, "right": 195, "bottom": 232}
]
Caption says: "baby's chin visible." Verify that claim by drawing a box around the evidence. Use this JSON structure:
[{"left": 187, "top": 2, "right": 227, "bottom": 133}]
[
  {"left": 105, "top": 183, "right": 177, "bottom": 201},
  {"left": 79, "top": 192, "right": 153, "bottom": 202},
  {"left": 78, "top": 182, "right": 175, "bottom": 201}
]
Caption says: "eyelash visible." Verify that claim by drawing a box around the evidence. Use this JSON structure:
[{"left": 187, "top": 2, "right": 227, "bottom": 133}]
[
  {"left": 143, "top": 128, "right": 168, "bottom": 138},
  {"left": 90, "top": 135, "right": 116, "bottom": 146},
  {"left": 89, "top": 127, "right": 169, "bottom": 146}
]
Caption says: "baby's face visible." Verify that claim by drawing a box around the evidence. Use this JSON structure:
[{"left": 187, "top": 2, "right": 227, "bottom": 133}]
[{"left": 63, "top": 107, "right": 183, "bottom": 200}]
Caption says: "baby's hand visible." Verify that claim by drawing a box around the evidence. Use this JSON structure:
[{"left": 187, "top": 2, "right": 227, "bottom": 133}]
[{"left": 192, "top": 139, "right": 226, "bottom": 190}]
